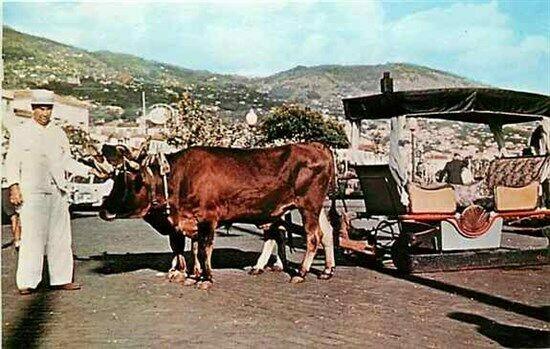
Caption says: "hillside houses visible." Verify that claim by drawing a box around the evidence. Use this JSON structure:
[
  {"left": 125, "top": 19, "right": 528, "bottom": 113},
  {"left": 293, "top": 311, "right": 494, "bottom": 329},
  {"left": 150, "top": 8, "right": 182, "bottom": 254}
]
[{"left": 355, "top": 118, "right": 535, "bottom": 183}]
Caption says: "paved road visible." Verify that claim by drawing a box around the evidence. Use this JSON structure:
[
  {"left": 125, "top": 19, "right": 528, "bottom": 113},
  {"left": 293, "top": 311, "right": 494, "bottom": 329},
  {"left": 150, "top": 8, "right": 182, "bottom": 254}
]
[{"left": 2, "top": 214, "right": 549, "bottom": 347}]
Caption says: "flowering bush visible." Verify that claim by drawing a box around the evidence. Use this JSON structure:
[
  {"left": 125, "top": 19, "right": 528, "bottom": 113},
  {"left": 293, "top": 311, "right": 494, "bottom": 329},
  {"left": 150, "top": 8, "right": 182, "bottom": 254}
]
[{"left": 165, "top": 92, "right": 262, "bottom": 148}]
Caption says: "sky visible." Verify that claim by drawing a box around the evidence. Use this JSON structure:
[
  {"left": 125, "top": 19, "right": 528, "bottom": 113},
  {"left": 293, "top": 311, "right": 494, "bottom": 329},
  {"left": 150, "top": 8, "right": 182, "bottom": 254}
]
[{"left": 3, "top": 0, "right": 549, "bottom": 94}]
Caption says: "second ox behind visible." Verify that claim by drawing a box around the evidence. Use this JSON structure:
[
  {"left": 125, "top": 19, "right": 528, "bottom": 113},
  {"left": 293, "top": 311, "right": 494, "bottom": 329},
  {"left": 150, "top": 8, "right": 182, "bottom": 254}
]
[{"left": 99, "top": 142, "right": 337, "bottom": 289}]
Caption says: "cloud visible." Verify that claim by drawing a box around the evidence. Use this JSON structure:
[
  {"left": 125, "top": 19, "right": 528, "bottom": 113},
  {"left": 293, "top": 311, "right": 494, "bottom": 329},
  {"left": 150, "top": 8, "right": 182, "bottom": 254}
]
[
  {"left": 3, "top": 1, "right": 548, "bottom": 92},
  {"left": 383, "top": 1, "right": 549, "bottom": 92}
]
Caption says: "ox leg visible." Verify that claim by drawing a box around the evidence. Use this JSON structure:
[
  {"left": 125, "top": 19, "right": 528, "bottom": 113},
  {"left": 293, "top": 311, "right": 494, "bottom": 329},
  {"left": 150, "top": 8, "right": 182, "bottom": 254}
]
[
  {"left": 250, "top": 239, "right": 276, "bottom": 275},
  {"left": 205, "top": 242, "right": 214, "bottom": 279},
  {"left": 250, "top": 222, "right": 286, "bottom": 275},
  {"left": 196, "top": 221, "right": 215, "bottom": 290},
  {"left": 167, "top": 232, "right": 187, "bottom": 283},
  {"left": 273, "top": 226, "right": 287, "bottom": 272},
  {"left": 192, "top": 239, "right": 202, "bottom": 277},
  {"left": 319, "top": 210, "right": 335, "bottom": 280},
  {"left": 291, "top": 210, "right": 321, "bottom": 284},
  {"left": 183, "top": 239, "right": 201, "bottom": 286}
]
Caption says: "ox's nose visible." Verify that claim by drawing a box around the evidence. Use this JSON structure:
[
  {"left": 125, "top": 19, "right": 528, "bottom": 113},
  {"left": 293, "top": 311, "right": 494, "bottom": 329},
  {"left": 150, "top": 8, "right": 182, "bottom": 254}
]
[{"left": 99, "top": 209, "right": 116, "bottom": 221}]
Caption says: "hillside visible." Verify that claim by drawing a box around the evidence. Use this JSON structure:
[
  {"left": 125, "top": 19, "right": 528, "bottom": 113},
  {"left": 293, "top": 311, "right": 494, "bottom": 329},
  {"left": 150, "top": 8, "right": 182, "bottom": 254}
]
[
  {"left": 254, "top": 63, "right": 481, "bottom": 116},
  {"left": 3, "top": 26, "right": 266, "bottom": 120},
  {"left": 3, "top": 26, "right": 482, "bottom": 122},
  {"left": 3, "top": 26, "right": 235, "bottom": 87}
]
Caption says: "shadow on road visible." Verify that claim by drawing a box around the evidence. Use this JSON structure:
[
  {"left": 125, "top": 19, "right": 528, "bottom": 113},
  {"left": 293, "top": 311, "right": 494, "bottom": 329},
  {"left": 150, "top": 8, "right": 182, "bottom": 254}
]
[
  {"left": 86, "top": 249, "right": 265, "bottom": 275},
  {"left": 375, "top": 267, "right": 549, "bottom": 322},
  {"left": 83, "top": 245, "right": 363, "bottom": 277},
  {"left": 448, "top": 312, "right": 550, "bottom": 348},
  {"left": 4, "top": 291, "right": 53, "bottom": 348},
  {"left": 69, "top": 211, "right": 99, "bottom": 220}
]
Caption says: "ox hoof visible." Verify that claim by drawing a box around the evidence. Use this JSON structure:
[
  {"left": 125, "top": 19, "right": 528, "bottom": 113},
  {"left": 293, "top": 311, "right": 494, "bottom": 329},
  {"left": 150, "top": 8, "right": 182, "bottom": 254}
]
[
  {"left": 290, "top": 275, "right": 305, "bottom": 284},
  {"left": 197, "top": 281, "right": 213, "bottom": 290},
  {"left": 318, "top": 268, "right": 335, "bottom": 280},
  {"left": 183, "top": 278, "right": 198, "bottom": 287},
  {"left": 167, "top": 270, "right": 186, "bottom": 283},
  {"left": 248, "top": 268, "right": 264, "bottom": 276},
  {"left": 318, "top": 273, "right": 333, "bottom": 280}
]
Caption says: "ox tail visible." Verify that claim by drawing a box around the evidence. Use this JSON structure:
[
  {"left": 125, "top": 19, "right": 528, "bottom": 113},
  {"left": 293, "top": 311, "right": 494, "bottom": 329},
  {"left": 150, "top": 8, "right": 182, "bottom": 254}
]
[
  {"left": 322, "top": 145, "right": 340, "bottom": 247},
  {"left": 319, "top": 206, "right": 337, "bottom": 271},
  {"left": 324, "top": 145, "right": 337, "bottom": 198},
  {"left": 283, "top": 213, "right": 296, "bottom": 254},
  {"left": 327, "top": 199, "right": 343, "bottom": 248},
  {"left": 316, "top": 144, "right": 339, "bottom": 251}
]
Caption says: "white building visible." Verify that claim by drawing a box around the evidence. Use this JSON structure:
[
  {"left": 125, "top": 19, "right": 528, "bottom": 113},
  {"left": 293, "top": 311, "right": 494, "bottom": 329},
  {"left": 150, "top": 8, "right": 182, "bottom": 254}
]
[
  {"left": 2, "top": 90, "right": 19, "bottom": 131},
  {"left": 7, "top": 89, "right": 90, "bottom": 131}
]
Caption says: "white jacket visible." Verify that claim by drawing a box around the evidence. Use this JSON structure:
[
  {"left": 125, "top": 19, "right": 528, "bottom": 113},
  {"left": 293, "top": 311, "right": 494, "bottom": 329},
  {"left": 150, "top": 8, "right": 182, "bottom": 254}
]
[{"left": 5, "top": 119, "right": 91, "bottom": 195}]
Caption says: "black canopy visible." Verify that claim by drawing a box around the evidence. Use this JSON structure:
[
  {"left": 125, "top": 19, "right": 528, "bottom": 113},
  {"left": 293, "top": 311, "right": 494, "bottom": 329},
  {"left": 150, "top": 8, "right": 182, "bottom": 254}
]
[{"left": 343, "top": 88, "right": 550, "bottom": 124}]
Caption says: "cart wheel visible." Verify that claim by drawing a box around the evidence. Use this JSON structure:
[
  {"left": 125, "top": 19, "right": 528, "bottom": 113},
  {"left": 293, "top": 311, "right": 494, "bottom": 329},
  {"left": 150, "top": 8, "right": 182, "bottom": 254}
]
[
  {"left": 375, "top": 220, "right": 396, "bottom": 243},
  {"left": 391, "top": 234, "right": 413, "bottom": 274},
  {"left": 375, "top": 220, "right": 398, "bottom": 237}
]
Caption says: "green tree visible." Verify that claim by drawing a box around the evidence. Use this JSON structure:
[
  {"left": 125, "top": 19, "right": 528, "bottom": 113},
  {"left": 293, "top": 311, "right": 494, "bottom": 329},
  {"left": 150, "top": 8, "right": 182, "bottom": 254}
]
[{"left": 259, "top": 104, "right": 349, "bottom": 148}]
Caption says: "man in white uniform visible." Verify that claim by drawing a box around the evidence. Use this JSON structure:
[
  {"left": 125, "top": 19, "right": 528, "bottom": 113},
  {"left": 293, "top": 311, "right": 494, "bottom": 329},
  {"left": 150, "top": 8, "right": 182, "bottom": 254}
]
[{"left": 6, "top": 90, "right": 96, "bottom": 295}]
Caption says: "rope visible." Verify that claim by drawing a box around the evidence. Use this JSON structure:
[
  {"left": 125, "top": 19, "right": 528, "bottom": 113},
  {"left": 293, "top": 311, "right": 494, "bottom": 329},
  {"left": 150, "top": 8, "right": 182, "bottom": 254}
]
[{"left": 144, "top": 152, "right": 171, "bottom": 215}]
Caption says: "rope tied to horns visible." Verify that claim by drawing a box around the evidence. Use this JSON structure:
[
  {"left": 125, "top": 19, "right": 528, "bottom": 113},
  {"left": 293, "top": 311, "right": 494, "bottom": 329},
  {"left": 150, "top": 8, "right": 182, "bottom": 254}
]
[{"left": 143, "top": 152, "right": 172, "bottom": 215}]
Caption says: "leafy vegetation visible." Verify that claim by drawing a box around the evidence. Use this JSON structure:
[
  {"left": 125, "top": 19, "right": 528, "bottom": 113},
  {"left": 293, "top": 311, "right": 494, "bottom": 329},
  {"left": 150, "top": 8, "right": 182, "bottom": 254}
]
[
  {"left": 260, "top": 105, "right": 349, "bottom": 148},
  {"left": 165, "top": 93, "right": 261, "bottom": 148}
]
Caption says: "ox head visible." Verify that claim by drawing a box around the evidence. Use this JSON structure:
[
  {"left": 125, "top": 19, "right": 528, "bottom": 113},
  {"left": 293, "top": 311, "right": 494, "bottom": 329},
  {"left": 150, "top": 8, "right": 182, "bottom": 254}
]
[{"left": 99, "top": 144, "right": 153, "bottom": 221}]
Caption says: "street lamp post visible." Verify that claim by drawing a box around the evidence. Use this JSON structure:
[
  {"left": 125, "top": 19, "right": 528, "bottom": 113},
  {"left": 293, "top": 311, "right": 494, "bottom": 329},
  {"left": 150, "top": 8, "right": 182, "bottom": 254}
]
[
  {"left": 245, "top": 108, "right": 258, "bottom": 148},
  {"left": 245, "top": 108, "right": 257, "bottom": 126},
  {"left": 409, "top": 119, "right": 418, "bottom": 182}
]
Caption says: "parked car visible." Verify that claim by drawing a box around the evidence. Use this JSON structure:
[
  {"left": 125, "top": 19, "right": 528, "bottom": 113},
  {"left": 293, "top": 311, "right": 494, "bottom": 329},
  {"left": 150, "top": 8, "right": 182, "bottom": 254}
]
[{"left": 68, "top": 174, "right": 113, "bottom": 211}]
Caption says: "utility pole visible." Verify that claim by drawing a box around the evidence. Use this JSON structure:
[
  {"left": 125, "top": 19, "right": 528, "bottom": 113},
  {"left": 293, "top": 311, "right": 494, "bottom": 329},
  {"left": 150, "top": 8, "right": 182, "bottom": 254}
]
[
  {"left": 142, "top": 91, "right": 147, "bottom": 118},
  {"left": 142, "top": 91, "right": 147, "bottom": 134}
]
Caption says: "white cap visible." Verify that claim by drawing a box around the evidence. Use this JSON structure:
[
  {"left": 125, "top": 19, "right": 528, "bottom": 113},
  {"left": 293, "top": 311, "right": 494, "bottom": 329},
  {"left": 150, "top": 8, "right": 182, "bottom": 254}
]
[{"left": 30, "top": 89, "right": 55, "bottom": 106}]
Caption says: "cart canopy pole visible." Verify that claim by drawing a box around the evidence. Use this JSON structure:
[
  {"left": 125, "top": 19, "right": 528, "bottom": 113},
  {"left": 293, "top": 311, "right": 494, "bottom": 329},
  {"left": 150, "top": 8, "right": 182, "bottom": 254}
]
[
  {"left": 381, "top": 72, "right": 410, "bottom": 206},
  {"left": 541, "top": 117, "right": 550, "bottom": 154},
  {"left": 389, "top": 115, "right": 410, "bottom": 206},
  {"left": 488, "top": 121, "right": 507, "bottom": 156}
]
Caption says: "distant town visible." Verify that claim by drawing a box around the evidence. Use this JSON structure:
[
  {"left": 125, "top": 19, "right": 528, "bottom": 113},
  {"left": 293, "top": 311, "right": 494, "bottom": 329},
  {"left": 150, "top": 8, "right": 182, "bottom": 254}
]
[{"left": 2, "top": 26, "right": 538, "bottom": 185}]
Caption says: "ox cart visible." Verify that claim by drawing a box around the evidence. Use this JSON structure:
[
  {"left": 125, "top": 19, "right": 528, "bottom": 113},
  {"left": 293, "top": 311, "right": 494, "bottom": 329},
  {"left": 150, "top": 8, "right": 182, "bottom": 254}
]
[{"left": 334, "top": 75, "right": 550, "bottom": 273}]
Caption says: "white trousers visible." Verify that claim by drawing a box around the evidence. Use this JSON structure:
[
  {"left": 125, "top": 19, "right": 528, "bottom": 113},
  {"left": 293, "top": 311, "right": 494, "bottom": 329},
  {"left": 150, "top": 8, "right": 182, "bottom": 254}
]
[{"left": 17, "top": 191, "right": 74, "bottom": 289}]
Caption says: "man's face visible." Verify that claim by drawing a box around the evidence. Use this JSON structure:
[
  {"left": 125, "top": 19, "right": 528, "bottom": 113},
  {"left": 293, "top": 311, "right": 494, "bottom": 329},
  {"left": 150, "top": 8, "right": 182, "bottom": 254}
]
[{"left": 32, "top": 105, "right": 53, "bottom": 126}]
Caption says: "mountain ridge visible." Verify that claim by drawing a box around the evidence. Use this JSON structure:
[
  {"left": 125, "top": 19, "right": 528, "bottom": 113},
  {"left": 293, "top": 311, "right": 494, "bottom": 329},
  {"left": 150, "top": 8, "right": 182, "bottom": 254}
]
[{"left": 3, "top": 26, "right": 483, "bottom": 121}]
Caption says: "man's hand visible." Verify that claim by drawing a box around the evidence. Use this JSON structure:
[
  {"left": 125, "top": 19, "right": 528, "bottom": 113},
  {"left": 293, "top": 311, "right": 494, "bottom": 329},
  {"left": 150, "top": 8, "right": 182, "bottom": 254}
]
[{"left": 9, "top": 184, "right": 23, "bottom": 206}]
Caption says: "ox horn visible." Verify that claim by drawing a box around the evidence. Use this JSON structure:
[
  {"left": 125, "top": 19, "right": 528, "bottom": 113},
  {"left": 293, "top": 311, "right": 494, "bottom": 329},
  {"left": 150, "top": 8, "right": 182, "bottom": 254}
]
[
  {"left": 124, "top": 157, "right": 141, "bottom": 171},
  {"left": 92, "top": 159, "right": 114, "bottom": 178}
]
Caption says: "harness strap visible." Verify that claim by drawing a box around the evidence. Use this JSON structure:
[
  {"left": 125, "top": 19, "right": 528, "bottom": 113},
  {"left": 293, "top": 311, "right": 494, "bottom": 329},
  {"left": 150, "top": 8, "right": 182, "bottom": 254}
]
[
  {"left": 144, "top": 152, "right": 172, "bottom": 216},
  {"left": 162, "top": 172, "right": 171, "bottom": 215}
]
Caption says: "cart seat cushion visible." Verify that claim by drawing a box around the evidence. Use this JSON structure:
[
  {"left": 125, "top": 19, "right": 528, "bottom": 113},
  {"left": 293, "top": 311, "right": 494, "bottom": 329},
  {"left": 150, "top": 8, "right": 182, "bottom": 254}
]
[
  {"left": 494, "top": 181, "right": 539, "bottom": 212},
  {"left": 408, "top": 184, "right": 456, "bottom": 214},
  {"left": 486, "top": 156, "right": 549, "bottom": 189}
]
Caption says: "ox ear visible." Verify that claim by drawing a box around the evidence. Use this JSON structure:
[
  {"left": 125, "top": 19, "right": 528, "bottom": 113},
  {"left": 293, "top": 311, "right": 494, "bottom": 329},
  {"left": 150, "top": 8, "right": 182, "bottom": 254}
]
[
  {"left": 101, "top": 144, "right": 121, "bottom": 168},
  {"left": 116, "top": 145, "right": 134, "bottom": 160}
]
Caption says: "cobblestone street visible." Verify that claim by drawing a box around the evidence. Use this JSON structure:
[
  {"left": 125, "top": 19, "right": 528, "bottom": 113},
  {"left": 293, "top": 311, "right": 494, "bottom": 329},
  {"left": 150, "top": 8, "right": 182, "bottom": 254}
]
[{"left": 2, "top": 214, "right": 549, "bottom": 347}]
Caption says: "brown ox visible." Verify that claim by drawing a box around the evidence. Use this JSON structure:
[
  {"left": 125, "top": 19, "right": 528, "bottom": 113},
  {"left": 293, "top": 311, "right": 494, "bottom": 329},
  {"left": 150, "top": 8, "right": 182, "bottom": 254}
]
[{"left": 99, "top": 142, "right": 336, "bottom": 289}]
